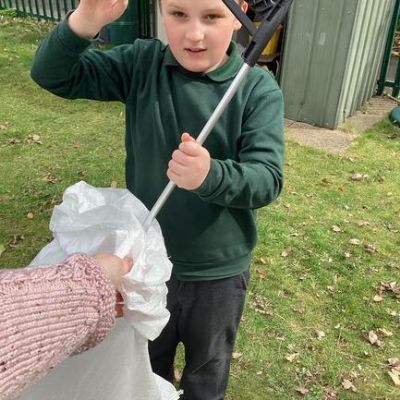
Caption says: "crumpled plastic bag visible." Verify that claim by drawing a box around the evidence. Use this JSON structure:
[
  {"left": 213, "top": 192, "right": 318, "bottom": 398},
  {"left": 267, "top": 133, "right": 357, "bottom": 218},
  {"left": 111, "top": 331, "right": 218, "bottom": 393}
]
[{"left": 20, "top": 181, "right": 181, "bottom": 400}]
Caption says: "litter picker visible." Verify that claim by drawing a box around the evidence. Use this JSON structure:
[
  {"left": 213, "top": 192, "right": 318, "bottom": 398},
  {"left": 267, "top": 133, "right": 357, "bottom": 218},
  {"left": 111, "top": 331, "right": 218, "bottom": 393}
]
[{"left": 143, "top": 0, "right": 293, "bottom": 231}]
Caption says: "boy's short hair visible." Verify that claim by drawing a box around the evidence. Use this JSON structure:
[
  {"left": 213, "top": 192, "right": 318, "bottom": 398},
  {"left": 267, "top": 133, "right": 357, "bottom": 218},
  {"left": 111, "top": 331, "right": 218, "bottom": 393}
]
[{"left": 158, "top": 0, "right": 245, "bottom": 5}]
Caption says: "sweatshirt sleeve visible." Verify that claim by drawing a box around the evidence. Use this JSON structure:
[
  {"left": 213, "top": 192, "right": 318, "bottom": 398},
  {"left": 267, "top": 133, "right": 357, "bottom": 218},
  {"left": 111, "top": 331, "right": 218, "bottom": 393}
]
[
  {"left": 30, "top": 19, "right": 136, "bottom": 102},
  {"left": 193, "top": 81, "right": 284, "bottom": 209},
  {"left": 0, "top": 254, "right": 115, "bottom": 400}
]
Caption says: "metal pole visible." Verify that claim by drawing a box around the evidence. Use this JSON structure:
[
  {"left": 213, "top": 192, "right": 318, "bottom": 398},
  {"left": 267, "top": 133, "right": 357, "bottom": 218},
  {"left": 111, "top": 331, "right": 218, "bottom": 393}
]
[
  {"left": 142, "top": 63, "right": 251, "bottom": 231},
  {"left": 393, "top": 56, "right": 400, "bottom": 97},
  {"left": 377, "top": 0, "right": 400, "bottom": 95}
]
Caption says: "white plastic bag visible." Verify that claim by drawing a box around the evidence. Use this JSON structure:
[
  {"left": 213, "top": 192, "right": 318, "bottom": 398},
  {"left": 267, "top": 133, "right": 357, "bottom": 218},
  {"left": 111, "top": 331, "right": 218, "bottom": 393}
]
[{"left": 20, "top": 181, "right": 181, "bottom": 400}]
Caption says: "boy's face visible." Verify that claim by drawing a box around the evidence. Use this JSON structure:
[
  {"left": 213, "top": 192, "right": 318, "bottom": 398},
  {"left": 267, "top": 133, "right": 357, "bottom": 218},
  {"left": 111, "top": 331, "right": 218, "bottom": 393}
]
[{"left": 160, "top": 0, "right": 247, "bottom": 73}]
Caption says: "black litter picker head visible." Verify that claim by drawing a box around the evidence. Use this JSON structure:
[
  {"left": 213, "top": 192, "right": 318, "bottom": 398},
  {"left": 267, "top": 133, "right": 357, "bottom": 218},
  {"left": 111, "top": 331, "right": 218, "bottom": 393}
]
[{"left": 223, "top": 0, "right": 293, "bottom": 66}]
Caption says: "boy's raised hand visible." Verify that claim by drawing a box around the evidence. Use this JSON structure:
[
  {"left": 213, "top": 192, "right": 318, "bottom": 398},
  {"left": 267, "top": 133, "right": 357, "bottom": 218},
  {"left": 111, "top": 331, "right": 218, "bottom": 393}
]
[
  {"left": 68, "top": 0, "right": 129, "bottom": 39},
  {"left": 167, "top": 133, "right": 211, "bottom": 191}
]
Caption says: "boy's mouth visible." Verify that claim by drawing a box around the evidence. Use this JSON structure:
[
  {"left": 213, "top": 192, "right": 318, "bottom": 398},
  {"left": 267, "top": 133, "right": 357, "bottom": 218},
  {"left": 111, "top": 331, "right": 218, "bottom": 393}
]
[{"left": 185, "top": 48, "right": 206, "bottom": 53}]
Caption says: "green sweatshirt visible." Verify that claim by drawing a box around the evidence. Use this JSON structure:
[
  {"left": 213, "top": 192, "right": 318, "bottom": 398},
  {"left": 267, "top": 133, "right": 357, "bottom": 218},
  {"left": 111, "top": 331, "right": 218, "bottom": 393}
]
[{"left": 31, "top": 20, "right": 284, "bottom": 281}]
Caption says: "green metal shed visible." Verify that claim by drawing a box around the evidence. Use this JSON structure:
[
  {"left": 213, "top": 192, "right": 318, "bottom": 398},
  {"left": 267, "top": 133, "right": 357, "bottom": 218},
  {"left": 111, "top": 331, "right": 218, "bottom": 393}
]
[{"left": 280, "top": 0, "right": 394, "bottom": 129}]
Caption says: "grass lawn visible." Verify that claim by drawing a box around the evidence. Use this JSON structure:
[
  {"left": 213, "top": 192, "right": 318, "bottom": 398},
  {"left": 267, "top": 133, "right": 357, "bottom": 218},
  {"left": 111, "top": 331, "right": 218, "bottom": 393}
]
[{"left": 1, "top": 16, "right": 400, "bottom": 400}]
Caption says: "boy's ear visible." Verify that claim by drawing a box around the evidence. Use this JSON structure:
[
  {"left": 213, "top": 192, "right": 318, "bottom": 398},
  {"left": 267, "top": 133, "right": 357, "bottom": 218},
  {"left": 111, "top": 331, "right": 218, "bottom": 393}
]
[{"left": 233, "top": 2, "right": 249, "bottom": 31}]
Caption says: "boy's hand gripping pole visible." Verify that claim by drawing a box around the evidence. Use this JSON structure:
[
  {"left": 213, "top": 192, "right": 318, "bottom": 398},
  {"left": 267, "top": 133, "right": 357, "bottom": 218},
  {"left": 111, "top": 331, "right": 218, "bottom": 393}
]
[{"left": 143, "top": 0, "right": 293, "bottom": 231}]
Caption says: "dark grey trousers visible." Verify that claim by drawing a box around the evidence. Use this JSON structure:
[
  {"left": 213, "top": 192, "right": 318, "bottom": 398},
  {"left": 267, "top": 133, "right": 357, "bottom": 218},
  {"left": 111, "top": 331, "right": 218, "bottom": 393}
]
[{"left": 149, "top": 270, "right": 249, "bottom": 400}]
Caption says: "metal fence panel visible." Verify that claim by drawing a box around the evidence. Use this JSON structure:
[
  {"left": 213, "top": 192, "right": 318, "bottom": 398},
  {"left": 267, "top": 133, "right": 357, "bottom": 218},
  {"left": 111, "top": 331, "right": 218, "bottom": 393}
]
[
  {"left": 0, "top": 0, "right": 154, "bottom": 44},
  {"left": 0, "top": 0, "right": 72, "bottom": 20}
]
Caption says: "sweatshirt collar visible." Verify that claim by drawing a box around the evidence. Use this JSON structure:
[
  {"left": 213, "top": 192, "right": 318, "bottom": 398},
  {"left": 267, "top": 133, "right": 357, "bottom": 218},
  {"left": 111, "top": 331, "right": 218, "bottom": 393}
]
[{"left": 163, "top": 42, "right": 244, "bottom": 82}]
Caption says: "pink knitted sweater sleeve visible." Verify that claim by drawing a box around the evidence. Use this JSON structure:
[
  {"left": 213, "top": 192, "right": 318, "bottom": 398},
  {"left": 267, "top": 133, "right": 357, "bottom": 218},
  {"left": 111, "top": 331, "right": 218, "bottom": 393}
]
[{"left": 0, "top": 254, "right": 116, "bottom": 400}]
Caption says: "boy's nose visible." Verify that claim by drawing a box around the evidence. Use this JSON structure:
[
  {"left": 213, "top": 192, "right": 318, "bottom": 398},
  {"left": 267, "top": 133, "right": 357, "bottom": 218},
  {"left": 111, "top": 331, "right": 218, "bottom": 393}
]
[{"left": 186, "top": 22, "right": 205, "bottom": 42}]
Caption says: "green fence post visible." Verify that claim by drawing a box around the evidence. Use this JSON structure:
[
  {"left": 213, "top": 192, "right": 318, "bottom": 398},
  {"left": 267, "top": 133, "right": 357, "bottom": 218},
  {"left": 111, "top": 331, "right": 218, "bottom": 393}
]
[
  {"left": 107, "top": 0, "right": 153, "bottom": 45},
  {"left": 107, "top": 1, "right": 140, "bottom": 45},
  {"left": 377, "top": 0, "right": 400, "bottom": 95}
]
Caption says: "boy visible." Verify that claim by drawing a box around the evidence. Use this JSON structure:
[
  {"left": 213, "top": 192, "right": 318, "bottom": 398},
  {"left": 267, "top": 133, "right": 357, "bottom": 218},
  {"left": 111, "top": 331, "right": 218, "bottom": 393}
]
[{"left": 30, "top": 0, "right": 284, "bottom": 398}]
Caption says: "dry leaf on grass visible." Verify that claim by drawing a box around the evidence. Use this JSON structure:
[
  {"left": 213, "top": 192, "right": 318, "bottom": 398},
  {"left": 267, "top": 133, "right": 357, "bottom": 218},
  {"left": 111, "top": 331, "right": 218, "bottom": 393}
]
[
  {"left": 315, "top": 330, "right": 326, "bottom": 340},
  {"left": 281, "top": 249, "right": 293, "bottom": 257},
  {"left": 388, "top": 370, "right": 400, "bottom": 386},
  {"left": 255, "top": 267, "right": 265, "bottom": 279},
  {"left": 8, "top": 234, "right": 24, "bottom": 248},
  {"left": 27, "top": 133, "right": 42, "bottom": 144},
  {"left": 356, "top": 220, "right": 369, "bottom": 227},
  {"left": 285, "top": 353, "right": 299, "bottom": 363},
  {"left": 388, "top": 358, "right": 400, "bottom": 367},
  {"left": 377, "top": 328, "right": 393, "bottom": 337},
  {"left": 342, "top": 379, "right": 357, "bottom": 391},
  {"left": 351, "top": 173, "right": 363, "bottom": 181},
  {"left": 295, "top": 387, "right": 309, "bottom": 395},
  {"left": 0, "top": 121, "right": 12, "bottom": 130},
  {"left": 367, "top": 330, "right": 383, "bottom": 347},
  {"left": 232, "top": 352, "right": 242, "bottom": 360},
  {"left": 364, "top": 244, "right": 378, "bottom": 254}
]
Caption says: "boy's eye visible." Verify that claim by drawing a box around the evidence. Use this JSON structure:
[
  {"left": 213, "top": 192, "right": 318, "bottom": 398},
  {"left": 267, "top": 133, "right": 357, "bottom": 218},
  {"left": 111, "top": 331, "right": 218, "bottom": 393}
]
[
  {"left": 205, "top": 14, "right": 221, "bottom": 21},
  {"left": 171, "top": 11, "right": 185, "bottom": 18}
]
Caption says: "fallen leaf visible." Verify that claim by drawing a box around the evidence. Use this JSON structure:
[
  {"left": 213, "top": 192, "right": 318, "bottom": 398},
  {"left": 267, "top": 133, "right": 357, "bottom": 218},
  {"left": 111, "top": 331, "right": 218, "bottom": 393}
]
[
  {"left": 351, "top": 173, "right": 363, "bottom": 181},
  {"left": 388, "top": 370, "right": 400, "bottom": 386},
  {"left": 368, "top": 331, "right": 378, "bottom": 344},
  {"left": 331, "top": 225, "right": 342, "bottom": 232},
  {"left": 0, "top": 121, "right": 12, "bottom": 129},
  {"left": 28, "top": 133, "right": 42, "bottom": 144},
  {"left": 373, "top": 295, "right": 384, "bottom": 302},
  {"left": 255, "top": 267, "right": 265, "bottom": 279},
  {"left": 377, "top": 328, "right": 393, "bottom": 337},
  {"left": 7, "top": 138, "right": 22, "bottom": 145},
  {"left": 259, "top": 257, "right": 267, "bottom": 265},
  {"left": 232, "top": 352, "right": 242, "bottom": 360},
  {"left": 388, "top": 358, "right": 400, "bottom": 367},
  {"left": 41, "top": 174, "right": 58, "bottom": 184},
  {"left": 315, "top": 330, "right": 326, "bottom": 340},
  {"left": 364, "top": 244, "right": 378, "bottom": 254},
  {"left": 8, "top": 234, "right": 24, "bottom": 248},
  {"left": 342, "top": 379, "right": 357, "bottom": 391},
  {"left": 357, "top": 220, "right": 369, "bottom": 227},
  {"left": 349, "top": 238, "right": 362, "bottom": 245},
  {"left": 285, "top": 353, "right": 299, "bottom": 362},
  {"left": 292, "top": 306, "right": 305, "bottom": 314},
  {"left": 281, "top": 249, "right": 293, "bottom": 257},
  {"left": 110, "top": 180, "right": 118, "bottom": 188},
  {"left": 72, "top": 143, "right": 81, "bottom": 149},
  {"left": 250, "top": 294, "right": 273, "bottom": 316},
  {"left": 256, "top": 370, "right": 263, "bottom": 376},
  {"left": 26, "top": 212, "right": 34, "bottom": 220},
  {"left": 366, "top": 331, "right": 384, "bottom": 347},
  {"left": 295, "top": 387, "right": 309, "bottom": 395},
  {"left": 385, "top": 223, "right": 399, "bottom": 233}
]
